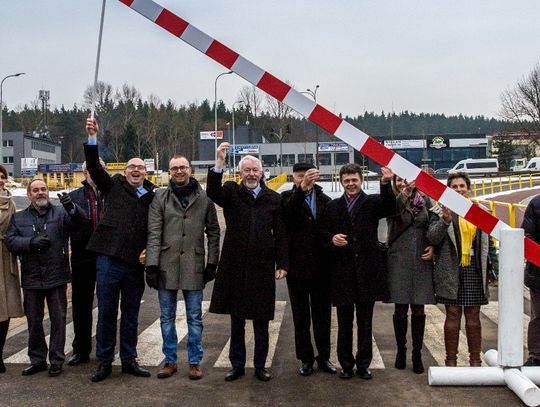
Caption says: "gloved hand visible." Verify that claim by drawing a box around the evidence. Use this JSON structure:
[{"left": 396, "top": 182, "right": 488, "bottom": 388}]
[
  {"left": 145, "top": 265, "right": 160, "bottom": 289},
  {"left": 30, "top": 235, "right": 51, "bottom": 250},
  {"left": 57, "top": 192, "right": 75, "bottom": 211},
  {"left": 204, "top": 263, "right": 218, "bottom": 285}
]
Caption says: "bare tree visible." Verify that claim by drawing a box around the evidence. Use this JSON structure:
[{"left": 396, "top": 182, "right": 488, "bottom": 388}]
[
  {"left": 237, "top": 85, "right": 263, "bottom": 124},
  {"left": 500, "top": 62, "right": 540, "bottom": 149}
]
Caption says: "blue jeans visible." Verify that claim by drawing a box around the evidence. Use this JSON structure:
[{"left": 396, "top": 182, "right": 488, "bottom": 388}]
[
  {"left": 95, "top": 255, "right": 144, "bottom": 365},
  {"left": 158, "top": 289, "right": 203, "bottom": 365}
]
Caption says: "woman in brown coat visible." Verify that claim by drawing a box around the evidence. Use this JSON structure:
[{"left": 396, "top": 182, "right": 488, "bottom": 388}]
[{"left": 0, "top": 165, "right": 24, "bottom": 373}]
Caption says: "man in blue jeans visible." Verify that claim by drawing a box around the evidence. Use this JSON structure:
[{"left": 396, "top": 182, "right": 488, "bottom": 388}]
[
  {"left": 145, "top": 155, "right": 220, "bottom": 379},
  {"left": 85, "top": 118, "right": 155, "bottom": 382}
]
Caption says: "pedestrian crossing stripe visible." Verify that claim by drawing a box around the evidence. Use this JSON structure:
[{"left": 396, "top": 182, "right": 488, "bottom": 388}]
[
  {"left": 214, "top": 301, "right": 287, "bottom": 368},
  {"left": 112, "top": 301, "right": 211, "bottom": 366},
  {"left": 4, "top": 299, "right": 533, "bottom": 368}
]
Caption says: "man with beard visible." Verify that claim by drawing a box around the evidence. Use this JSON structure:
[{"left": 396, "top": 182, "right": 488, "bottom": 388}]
[
  {"left": 145, "top": 155, "right": 220, "bottom": 380},
  {"left": 66, "top": 160, "right": 105, "bottom": 367},
  {"left": 207, "top": 142, "right": 288, "bottom": 382},
  {"left": 85, "top": 118, "right": 155, "bottom": 382},
  {"left": 6, "top": 179, "right": 83, "bottom": 377}
]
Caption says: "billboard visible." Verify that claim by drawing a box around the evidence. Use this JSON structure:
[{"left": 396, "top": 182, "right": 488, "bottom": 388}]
[
  {"left": 318, "top": 142, "right": 350, "bottom": 152},
  {"left": 200, "top": 131, "right": 223, "bottom": 140},
  {"left": 229, "top": 144, "right": 259, "bottom": 154},
  {"left": 384, "top": 140, "right": 426, "bottom": 149}
]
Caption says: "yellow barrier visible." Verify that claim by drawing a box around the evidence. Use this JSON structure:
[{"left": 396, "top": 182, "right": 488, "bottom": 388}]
[
  {"left": 266, "top": 173, "right": 288, "bottom": 191},
  {"left": 472, "top": 174, "right": 540, "bottom": 197},
  {"left": 471, "top": 199, "right": 528, "bottom": 228}
]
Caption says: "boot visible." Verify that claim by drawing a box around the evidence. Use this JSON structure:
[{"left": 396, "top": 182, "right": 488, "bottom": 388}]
[
  {"left": 0, "top": 319, "right": 9, "bottom": 374},
  {"left": 393, "top": 315, "right": 408, "bottom": 369},
  {"left": 464, "top": 306, "right": 482, "bottom": 367},
  {"left": 411, "top": 314, "right": 426, "bottom": 374},
  {"left": 444, "top": 305, "right": 462, "bottom": 367}
]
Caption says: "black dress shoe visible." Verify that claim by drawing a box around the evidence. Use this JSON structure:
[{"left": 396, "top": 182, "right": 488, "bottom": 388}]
[
  {"left": 299, "top": 362, "right": 314, "bottom": 376},
  {"left": 21, "top": 362, "right": 48, "bottom": 376},
  {"left": 317, "top": 359, "right": 337, "bottom": 374},
  {"left": 91, "top": 363, "right": 112, "bottom": 382},
  {"left": 254, "top": 368, "right": 272, "bottom": 382},
  {"left": 121, "top": 360, "right": 151, "bottom": 377},
  {"left": 524, "top": 357, "right": 540, "bottom": 367},
  {"left": 339, "top": 369, "right": 354, "bottom": 379},
  {"left": 48, "top": 364, "right": 62, "bottom": 377},
  {"left": 356, "top": 366, "right": 373, "bottom": 380},
  {"left": 67, "top": 354, "right": 90, "bottom": 366},
  {"left": 225, "top": 367, "right": 245, "bottom": 381}
]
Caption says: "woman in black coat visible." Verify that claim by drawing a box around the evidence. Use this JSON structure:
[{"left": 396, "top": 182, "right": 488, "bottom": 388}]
[{"left": 319, "top": 163, "right": 395, "bottom": 380}]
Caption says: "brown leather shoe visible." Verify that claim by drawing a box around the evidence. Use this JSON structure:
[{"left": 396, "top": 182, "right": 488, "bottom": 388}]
[
  {"left": 157, "top": 363, "right": 177, "bottom": 379},
  {"left": 188, "top": 364, "right": 203, "bottom": 380}
]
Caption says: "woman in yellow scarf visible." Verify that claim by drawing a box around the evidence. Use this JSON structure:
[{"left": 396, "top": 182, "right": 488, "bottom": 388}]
[{"left": 427, "top": 172, "right": 490, "bottom": 367}]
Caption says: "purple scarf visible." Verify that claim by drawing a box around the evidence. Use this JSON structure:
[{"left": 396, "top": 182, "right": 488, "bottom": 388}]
[{"left": 409, "top": 190, "right": 425, "bottom": 216}]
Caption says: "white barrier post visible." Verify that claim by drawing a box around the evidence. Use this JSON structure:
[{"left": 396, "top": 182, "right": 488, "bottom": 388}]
[{"left": 429, "top": 227, "right": 540, "bottom": 407}]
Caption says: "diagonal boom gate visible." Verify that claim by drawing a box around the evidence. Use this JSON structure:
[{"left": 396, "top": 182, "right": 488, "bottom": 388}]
[{"left": 116, "top": 0, "right": 540, "bottom": 267}]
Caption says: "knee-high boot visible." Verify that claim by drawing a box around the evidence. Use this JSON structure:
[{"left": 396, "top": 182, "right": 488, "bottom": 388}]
[
  {"left": 444, "top": 305, "right": 462, "bottom": 367},
  {"left": 393, "top": 315, "right": 408, "bottom": 369},
  {"left": 411, "top": 314, "right": 426, "bottom": 374},
  {"left": 0, "top": 318, "right": 9, "bottom": 373},
  {"left": 464, "top": 306, "right": 482, "bottom": 367}
]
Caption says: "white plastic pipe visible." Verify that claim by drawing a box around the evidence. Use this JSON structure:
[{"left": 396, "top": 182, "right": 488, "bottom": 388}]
[
  {"left": 484, "top": 349, "right": 499, "bottom": 367},
  {"left": 498, "top": 228, "right": 525, "bottom": 367},
  {"left": 428, "top": 367, "right": 505, "bottom": 386},
  {"left": 505, "top": 368, "right": 540, "bottom": 407}
]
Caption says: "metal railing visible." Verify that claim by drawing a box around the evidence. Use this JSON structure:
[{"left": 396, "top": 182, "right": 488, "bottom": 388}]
[
  {"left": 471, "top": 198, "right": 528, "bottom": 228},
  {"left": 471, "top": 174, "right": 540, "bottom": 197}
]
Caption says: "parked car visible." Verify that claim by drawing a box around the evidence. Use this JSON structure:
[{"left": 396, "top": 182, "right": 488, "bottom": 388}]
[
  {"left": 518, "top": 157, "right": 540, "bottom": 172},
  {"left": 510, "top": 158, "right": 527, "bottom": 171},
  {"left": 434, "top": 168, "right": 451, "bottom": 175}
]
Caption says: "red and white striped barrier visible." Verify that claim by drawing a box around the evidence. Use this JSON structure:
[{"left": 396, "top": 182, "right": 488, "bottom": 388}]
[{"left": 117, "top": 0, "right": 540, "bottom": 267}]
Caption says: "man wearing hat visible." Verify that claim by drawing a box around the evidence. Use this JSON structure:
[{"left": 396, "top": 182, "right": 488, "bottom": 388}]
[{"left": 281, "top": 163, "right": 335, "bottom": 376}]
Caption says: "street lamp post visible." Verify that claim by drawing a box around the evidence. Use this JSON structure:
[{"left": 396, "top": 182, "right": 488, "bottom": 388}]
[
  {"left": 214, "top": 70, "right": 233, "bottom": 158},
  {"left": 1, "top": 72, "right": 25, "bottom": 165},
  {"left": 302, "top": 85, "right": 320, "bottom": 167},
  {"left": 231, "top": 101, "right": 244, "bottom": 177}
]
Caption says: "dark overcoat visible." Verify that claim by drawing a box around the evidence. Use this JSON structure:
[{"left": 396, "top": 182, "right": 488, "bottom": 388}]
[
  {"left": 83, "top": 143, "right": 155, "bottom": 267},
  {"left": 206, "top": 169, "right": 289, "bottom": 320},
  {"left": 319, "top": 183, "right": 395, "bottom": 306},
  {"left": 281, "top": 184, "right": 331, "bottom": 279}
]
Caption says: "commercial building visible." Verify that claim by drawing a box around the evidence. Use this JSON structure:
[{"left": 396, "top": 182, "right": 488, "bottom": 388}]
[{"left": 2, "top": 131, "right": 61, "bottom": 177}]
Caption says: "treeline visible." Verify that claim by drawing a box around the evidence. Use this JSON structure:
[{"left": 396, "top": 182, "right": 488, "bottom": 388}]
[{"left": 0, "top": 82, "right": 509, "bottom": 169}]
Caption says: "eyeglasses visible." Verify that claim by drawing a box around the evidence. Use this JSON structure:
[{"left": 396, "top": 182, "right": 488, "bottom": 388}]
[
  {"left": 126, "top": 165, "right": 146, "bottom": 171},
  {"left": 170, "top": 166, "right": 190, "bottom": 172}
]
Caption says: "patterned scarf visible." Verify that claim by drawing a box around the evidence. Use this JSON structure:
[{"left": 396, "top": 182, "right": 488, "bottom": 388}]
[{"left": 409, "top": 190, "right": 425, "bottom": 216}]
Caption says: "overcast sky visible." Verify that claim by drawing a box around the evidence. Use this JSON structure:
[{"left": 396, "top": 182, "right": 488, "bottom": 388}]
[{"left": 2, "top": 0, "right": 539, "bottom": 118}]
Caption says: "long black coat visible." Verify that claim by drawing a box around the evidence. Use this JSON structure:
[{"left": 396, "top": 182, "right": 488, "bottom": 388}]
[
  {"left": 319, "top": 183, "right": 395, "bottom": 306},
  {"left": 84, "top": 143, "right": 155, "bottom": 267},
  {"left": 206, "top": 169, "right": 288, "bottom": 320},
  {"left": 281, "top": 184, "right": 330, "bottom": 279}
]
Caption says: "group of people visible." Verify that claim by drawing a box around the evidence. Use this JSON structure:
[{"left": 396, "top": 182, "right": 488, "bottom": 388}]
[{"left": 1, "top": 116, "right": 539, "bottom": 384}]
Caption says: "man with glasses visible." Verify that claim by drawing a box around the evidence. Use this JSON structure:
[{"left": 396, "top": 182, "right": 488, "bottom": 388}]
[
  {"left": 145, "top": 155, "right": 220, "bottom": 380},
  {"left": 84, "top": 118, "right": 156, "bottom": 382},
  {"left": 206, "top": 142, "right": 288, "bottom": 382}
]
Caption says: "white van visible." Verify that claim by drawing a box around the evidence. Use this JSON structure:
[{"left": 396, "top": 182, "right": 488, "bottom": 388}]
[
  {"left": 520, "top": 157, "right": 540, "bottom": 172},
  {"left": 450, "top": 158, "right": 499, "bottom": 175},
  {"left": 510, "top": 158, "right": 527, "bottom": 171}
]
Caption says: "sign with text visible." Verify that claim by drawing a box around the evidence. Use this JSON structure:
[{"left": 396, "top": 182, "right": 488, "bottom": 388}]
[
  {"left": 144, "top": 158, "right": 155, "bottom": 172},
  {"left": 200, "top": 130, "right": 223, "bottom": 140},
  {"left": 318, "top": 142, "right": 350, "bottom": 152},
  {"left": 229, "top": 144, "right": 259, "bottom": 154},
  {"left": 384, "top": 140, "right": 426, "bottom": 149},
  {"left": 21, "top": 157, "right": 38, "bottom": 170}
]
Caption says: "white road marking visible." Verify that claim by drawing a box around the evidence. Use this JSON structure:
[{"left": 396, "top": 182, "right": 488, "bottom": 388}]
[{"left": 214, "top": 301, "right": 287, "bottom": 368}]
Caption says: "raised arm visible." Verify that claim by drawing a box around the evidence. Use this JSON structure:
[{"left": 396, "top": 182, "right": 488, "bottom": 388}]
[
  {"left": 206, "top": 142, "right": 232, "bottom": 208},
  {"left": 84, "top": 117, "right": 113, "bottom": 194}
]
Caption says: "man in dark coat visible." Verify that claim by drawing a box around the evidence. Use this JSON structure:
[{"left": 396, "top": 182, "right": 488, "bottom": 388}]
[
  {"left": 85, "top": 117, "right": 155, "bottom": 382},
  {"left": 281, "top": 162, "right": 335, "bottom": 376},
  {"left": 66, "top": 160, "right": 104, "bottom": 366},
  {"left": 6, "top": 179, "right": 84, "bottom": 377},
  {"left": 523, "top": 195, "right": 540, "bottom": 366},
  {"left": 319, "top": 163, "right": 394, "bottom": 380},
  {"left": 207, "top": 142, "right": 288, "bottom": 382}
]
